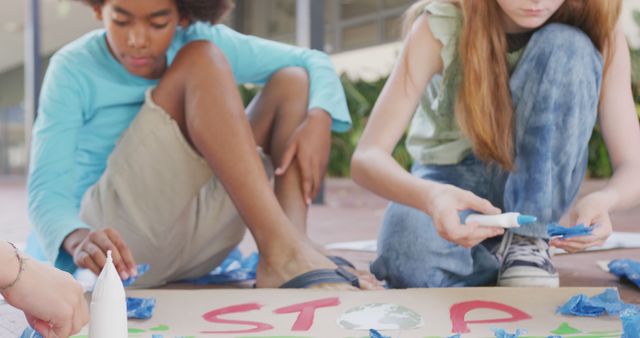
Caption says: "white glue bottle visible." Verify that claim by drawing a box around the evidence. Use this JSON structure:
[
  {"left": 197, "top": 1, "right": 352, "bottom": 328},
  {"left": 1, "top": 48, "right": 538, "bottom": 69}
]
[
  {"left": 89, "top": 250, "right": 128, "bottom": 338},
  {"left": 465, "top": 212, "right": 537, "bottom": 228}
]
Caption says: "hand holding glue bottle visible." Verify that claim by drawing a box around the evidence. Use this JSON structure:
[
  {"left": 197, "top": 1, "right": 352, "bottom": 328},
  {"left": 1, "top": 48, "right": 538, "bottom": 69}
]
[
  {"left": 89, "top": 250, "right": 128, "bottom": 338},
  {"left": 465, "top": 212, "right": 537, "bottom": 228}
]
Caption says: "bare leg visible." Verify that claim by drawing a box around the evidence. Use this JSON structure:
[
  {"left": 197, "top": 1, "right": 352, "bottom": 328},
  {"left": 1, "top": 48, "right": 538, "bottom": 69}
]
[
  {"left": 151, "top": 41, "right": 373, "bottom": 289},
  {"left": 246, "top": 67, "right": 310, "bottom": 232}
]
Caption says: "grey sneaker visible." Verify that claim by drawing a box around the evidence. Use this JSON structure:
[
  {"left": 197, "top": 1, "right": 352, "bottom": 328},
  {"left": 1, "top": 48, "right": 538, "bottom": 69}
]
[{"left": 497, "top": 232, "right": 559, "bottom": 287}]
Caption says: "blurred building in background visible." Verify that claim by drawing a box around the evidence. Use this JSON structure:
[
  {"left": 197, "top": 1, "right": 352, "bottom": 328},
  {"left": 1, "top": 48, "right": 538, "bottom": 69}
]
[{"left": 0, "top": 0, "right": 639, "bottom": 176}]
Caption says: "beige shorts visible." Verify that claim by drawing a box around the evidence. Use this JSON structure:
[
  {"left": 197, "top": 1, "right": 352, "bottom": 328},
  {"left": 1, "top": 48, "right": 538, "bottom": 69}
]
[{"left": 79, "top": 89, "right": 272, "bottom": 287}]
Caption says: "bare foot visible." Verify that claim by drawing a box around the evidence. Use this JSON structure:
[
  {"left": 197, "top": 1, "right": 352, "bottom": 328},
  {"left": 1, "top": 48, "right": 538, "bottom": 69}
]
[
  {"left": 338, "top": 266, "right": 382, "bottom": 290},
  {"left": 255, "top": 239, "right": 381, "bottom": 290}
]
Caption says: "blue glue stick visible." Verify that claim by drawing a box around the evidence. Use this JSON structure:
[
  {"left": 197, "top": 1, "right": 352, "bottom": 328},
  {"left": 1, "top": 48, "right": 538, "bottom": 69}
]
[{"left": 465, "top": 212, "right": 537, "bottom": 228}]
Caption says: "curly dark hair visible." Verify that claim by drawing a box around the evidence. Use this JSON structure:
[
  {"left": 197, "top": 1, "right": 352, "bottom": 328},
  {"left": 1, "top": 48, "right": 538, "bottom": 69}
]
[{"left": 78, "top": 0, "right": 234, "bottom": 23}]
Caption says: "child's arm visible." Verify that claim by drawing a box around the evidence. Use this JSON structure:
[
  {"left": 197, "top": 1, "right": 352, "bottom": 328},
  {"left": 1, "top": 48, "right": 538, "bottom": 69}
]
[
  {"left": 28, "top": 56, "right": 136, "bottom": 277},
  {"left": 0, "top": 242, "right": 88, "bottom": 336},
  {"left": 351, "top": 15, "right": 502, "bottom": 248},
  {"left": 552, "top": 24, "right": 640, "bottom": 253},
  {"left": 206, "top": 25, "right": 350, "bottom": 202},
  {"left": 28, "top": 55, "right": 91, "bottom": 272}
]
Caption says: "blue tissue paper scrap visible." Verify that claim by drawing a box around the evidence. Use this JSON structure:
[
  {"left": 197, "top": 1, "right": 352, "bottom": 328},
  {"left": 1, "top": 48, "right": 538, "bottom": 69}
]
[
  {"left": 122, "top": 263, "right": 150, "bottom": 287},
  {"left": 181, "top": 248, "right": 259, "bottom": 285},
  {"left": 557, "top": 288, "right": 625, "bottom": 317},
  {"left": 369, "top": 329, "right": 391, "bottom": 338},
  {"left": 19, "top": 328, "right": 42, "bottom": 338},
  {"left": 546, "top": 223, "right": 592, "bottom": 239},
  {"left": 446, "top": 335, "right": 461, "bottom": 338},
  {"left": 608, "top": 259, "right": 640, "bottom": 288},
  {"left": 493, "top": 328, "right": 526, "bottom": 338},
  {"left": 127, "top": 296, "right": 157, "bottom": 319},
  {"left": 621, "top": 305, "right": 640, "bottom": 338}
]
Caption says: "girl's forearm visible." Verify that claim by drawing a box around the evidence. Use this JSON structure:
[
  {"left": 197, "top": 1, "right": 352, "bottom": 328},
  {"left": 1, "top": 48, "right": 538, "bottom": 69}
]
[
  {"left": 0, "top": 242, "right": 21, "bottom": 290},
  {"left": 596, "top": 163, "right": 640, "bottom": 211},
  {"left": 351, "top": 148, "right": 439, "bottom": 213}
]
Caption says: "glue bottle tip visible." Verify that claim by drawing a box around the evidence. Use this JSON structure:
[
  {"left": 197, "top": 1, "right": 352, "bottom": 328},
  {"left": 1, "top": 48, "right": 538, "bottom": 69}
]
[{"left": 517, "top": 215, "right": 537, "bottom": 225}]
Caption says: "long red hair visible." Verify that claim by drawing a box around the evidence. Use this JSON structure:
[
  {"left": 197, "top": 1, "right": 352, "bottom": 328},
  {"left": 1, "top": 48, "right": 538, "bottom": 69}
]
[{"left": 404, "top": 0, "right": 621, "bottom": 170}]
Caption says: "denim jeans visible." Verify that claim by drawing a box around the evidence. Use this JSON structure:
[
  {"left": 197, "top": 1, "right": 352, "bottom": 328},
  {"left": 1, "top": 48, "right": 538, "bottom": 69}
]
[{"left": 371, "top": 23, "right": 604, "bottom": 288}]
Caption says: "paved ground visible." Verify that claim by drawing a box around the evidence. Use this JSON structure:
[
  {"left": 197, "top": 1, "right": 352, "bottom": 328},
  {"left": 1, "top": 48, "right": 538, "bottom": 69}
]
[{"left": 1, "top": 176, "right": 639, "bottom": 306}]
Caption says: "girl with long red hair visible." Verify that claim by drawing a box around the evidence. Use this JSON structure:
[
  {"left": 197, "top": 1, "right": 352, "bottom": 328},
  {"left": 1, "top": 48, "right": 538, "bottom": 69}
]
[{"left": 352, "top": 0, "right": 640, "bottom": 287}]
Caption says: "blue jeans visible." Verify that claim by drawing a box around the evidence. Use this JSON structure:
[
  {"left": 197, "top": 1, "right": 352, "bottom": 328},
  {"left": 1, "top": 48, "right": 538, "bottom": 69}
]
[{"left": 371, "top": 23, "right": 604, "bottom": 288}]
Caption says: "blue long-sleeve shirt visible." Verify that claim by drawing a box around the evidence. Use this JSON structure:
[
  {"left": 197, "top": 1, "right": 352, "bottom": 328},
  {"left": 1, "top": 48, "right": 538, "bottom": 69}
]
[{"left": 28, "top": 22, "right": 352, "bottom": 273}]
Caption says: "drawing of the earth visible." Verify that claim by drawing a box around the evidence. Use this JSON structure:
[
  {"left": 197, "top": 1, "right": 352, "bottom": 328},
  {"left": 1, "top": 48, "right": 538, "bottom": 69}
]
[{"left": 337, "top": 303, "right": 424, "bottom": 330}]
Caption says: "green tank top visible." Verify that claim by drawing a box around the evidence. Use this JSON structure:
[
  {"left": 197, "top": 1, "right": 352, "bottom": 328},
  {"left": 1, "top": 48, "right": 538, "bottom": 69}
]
[{"left": 405, "top": 1, "right": 525, "bottom": 165}]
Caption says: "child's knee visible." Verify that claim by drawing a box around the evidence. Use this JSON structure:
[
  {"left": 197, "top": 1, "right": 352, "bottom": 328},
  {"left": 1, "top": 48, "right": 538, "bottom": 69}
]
[
  {"left": 380, "top": 202, "right": 438, "bottom": 241},
  {"left": 530, "top": 23, "right": 601, "bottom": 63},
  {"left": 536, "top": 23, "right": 590, "bottom": 45},
  {"left": 268, "top": 67, "right": 310, "bottom": 97},
  {"left": 172, "top": 40, "right": 228, "bottom": 71}
]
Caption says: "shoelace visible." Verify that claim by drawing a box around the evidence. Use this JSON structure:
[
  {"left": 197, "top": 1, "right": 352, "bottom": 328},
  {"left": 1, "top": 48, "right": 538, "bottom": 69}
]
[{"left": 504, "top": 235, "right": 550, "bottom": 267}]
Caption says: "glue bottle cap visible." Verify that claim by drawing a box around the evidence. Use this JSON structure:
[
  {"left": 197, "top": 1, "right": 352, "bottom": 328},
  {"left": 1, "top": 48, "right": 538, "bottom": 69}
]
[{"left": 517, "top": 214, "right": 537, "bottom": 225}]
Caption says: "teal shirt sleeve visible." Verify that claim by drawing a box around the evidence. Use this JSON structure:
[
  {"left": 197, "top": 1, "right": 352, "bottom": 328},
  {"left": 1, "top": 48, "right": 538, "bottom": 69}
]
[
  {"left": 207, "top": 25, "right": 352, "bottom": 132},
  {"left": 28, "top": 54, "right": 91, "bottom": 273}
]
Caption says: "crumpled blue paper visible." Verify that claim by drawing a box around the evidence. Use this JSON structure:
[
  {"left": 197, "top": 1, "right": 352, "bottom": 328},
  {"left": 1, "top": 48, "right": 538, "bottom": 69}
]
[
  {"left": 621, "top": 305, "right": 640, "bottom": 338},
  {"left": 122, "top": 263, "right": 150, "bottom": 287},
  {"left": 127, "top": 296, "right": 157, "bottom": 319},
  {"left": 557, "top": 288, "right": 625, "bottom": 317},
  {"left": 493, "top": 328, "right": 526, "bottom": 338},
  {"left": 19, "top": 328, "right": 42, "bottom": 338},
  {"left": 547, "top": 223, "right": 592, "bottom": 239},
  {"left": 446, "top": 335, "right": 461, "bottom": 338},
  {"left": 608, "top": 259, "right": 640, "bottom": 288},
  {"left": 369, "top": 329, "right": 391, "bottom": 338},
  {"left": 180, "top": 248, "right": 259, "bottom": 284}
]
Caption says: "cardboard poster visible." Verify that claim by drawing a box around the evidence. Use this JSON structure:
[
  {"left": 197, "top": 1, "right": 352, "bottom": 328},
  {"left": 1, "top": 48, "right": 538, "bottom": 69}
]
[{"left": 65, "top": 287, "right": 625, "bottom": 337}]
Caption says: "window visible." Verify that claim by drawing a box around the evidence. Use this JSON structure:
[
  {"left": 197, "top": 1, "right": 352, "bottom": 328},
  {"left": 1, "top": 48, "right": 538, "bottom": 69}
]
[{"left": 233, "top": 0, "right": 412, "bottom": 53}]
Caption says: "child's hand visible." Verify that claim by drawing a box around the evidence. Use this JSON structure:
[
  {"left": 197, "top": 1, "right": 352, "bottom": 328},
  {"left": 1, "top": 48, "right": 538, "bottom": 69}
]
[
  {"left": 1, "top": 254, "right": 89, "bottom": 337},
  {"left": 425, "top": 184, "right": 504, "bottom": 248},
  {"left": 550, "top": 191, "right": 613, "bottom": 253},
  {"left": 63, "top": 228, "right": 137, "bottom": 280},
  {"left": 275, "top": 108, "right": 332, "bottom": 205}
]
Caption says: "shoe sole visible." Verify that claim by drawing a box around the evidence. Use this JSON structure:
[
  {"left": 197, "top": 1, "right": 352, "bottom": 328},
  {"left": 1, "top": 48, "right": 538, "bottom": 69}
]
[
  {"left": 498, "top": 274, "right": 559, "bottom": 287},
  {"left": 498, "top": 266, "right": 559, "bottom": 287}
]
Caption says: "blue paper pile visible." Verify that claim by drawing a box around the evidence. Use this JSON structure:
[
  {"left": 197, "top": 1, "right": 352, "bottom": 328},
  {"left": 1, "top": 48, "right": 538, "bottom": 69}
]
[
  {"left": 608, "top": 259, "right": 640, "bottom": 288},
  {"left": 557, "top": 288, "right": 625, "bottom": 316},
  {"left": 180, "top": 248, "right": 259, "bottom": 285},
  {"left": 621, "top": 306, "right": 640, "bottom": 338},
  {"left": 558, "top": 288, "right": 640, "bottom": 337},
  {"left": 120, "top": 263, "right": 157, "bottom": 320},
  {"left": 127, "top": 296, "right": 157, "bottom": 320},
  {"left": 546, "top": 223, "right": 592, "bottom": 239},
  {"left": 122, "top": 263, "right": 150, "bottom": 287},
  {"left": 493, "top": 328, "right": 526, "bottom": 338}
]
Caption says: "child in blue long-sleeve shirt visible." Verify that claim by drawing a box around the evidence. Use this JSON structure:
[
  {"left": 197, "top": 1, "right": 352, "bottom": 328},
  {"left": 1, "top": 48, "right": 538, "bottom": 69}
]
[{"left": 29, "top": 0, "right": 375, "bottom": 289}]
